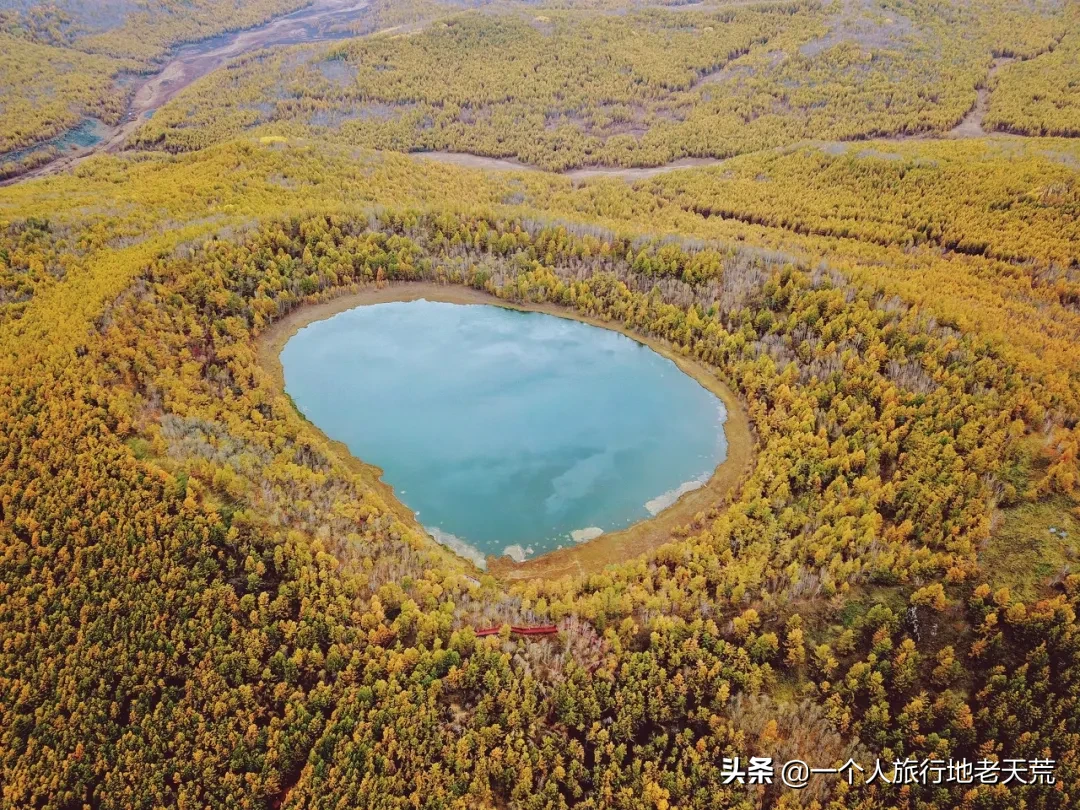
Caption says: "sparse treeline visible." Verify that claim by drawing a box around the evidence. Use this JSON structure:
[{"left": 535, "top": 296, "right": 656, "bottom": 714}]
[{"left": 2, "top": 199, "right": 1078, "bottom": 807}]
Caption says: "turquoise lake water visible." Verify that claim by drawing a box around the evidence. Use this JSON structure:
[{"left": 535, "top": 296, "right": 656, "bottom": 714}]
[
  {"left": 280, "top": 300, "right": 728, "bottom": 566},
  {"left": 1, "top": 118, "right": 106, "bottom": 166}
]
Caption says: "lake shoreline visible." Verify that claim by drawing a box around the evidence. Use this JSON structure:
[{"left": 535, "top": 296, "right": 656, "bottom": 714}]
[{"left": 256, "top": 281, "right": 755, "bottom": 581}]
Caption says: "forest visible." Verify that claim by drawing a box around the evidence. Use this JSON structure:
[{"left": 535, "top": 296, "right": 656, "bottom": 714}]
[
  {"left": 0, "top": 0, "right": 311, "bottom": 161},
  {"left": 2, "top": 0, "right": 1080, "bottom": 808},
  {"left": 129, "top": 0, "right": 1073, "bottom": 169},
  {"left": 986, "top": 2, "right": 1080, "bottom": 137}
]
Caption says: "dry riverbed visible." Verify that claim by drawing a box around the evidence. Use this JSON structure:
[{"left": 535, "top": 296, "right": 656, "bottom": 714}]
[{"left": 2, "top": 0, "right": 372, "bottom": 186}]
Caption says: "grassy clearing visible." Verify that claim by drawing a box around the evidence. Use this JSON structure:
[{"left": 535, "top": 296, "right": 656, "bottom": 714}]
[{"left": 982, "top": 497, "right": 1078, "bottom": 601}]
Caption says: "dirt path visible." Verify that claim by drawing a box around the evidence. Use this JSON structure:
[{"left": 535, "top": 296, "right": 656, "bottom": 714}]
[
  {"left": 407, "top": 58, "right": 1041, "bottom": 186},
  {"left": 129, "top": 0, "right": 371, "bottom": 114},
  {"left": 415, "top": 152, "right": 730, "bottom": 183},
  {"left": 948, "top": 56, "right": 1016, "bottom": 138},
  {"left": 2, "top": 0, "right": 372, "bottom": 186},
  {"left": 409, "top": 55, "right": 1045, "bottom": 183}
]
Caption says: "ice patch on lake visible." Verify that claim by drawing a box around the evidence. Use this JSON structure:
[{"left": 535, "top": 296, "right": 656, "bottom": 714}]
[
  {"left": 570, "top": 526, "right": 604, "bottom": 543},
  {"left": 644, "top": 472, "right": 711, "bottom": 516},
  {"left": 503, "top": 544, "right": 533, "bottom": 563},
  {"left": 427, "top": 526, "right": 487, "bottom": 570}
]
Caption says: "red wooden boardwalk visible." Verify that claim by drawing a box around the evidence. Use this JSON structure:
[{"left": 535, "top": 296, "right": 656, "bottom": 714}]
[{"left": 474, "top": 624, "right": 558, "bottom": 637}]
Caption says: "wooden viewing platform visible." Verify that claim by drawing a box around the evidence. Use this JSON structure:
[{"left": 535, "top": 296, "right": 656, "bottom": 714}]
[{"left": 474, "top": 624, "right": 559, "bottom": 637}]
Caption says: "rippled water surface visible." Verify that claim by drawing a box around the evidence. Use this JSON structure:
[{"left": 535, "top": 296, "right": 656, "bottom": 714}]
[{"left": 281, "top": 300, "right": 728, "bottom": 565}]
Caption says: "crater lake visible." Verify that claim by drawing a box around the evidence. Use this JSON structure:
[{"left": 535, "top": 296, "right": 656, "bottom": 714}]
[{"left": 280, "top": 299, "right": 728, "bottom": 566}]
